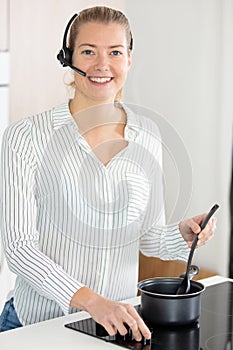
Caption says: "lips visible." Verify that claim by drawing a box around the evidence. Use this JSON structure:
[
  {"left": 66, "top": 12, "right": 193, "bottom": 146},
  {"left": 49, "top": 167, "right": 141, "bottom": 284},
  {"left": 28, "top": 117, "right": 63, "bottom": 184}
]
[{"left": 88, "top": 76, "right": 113, "bottom": 84}]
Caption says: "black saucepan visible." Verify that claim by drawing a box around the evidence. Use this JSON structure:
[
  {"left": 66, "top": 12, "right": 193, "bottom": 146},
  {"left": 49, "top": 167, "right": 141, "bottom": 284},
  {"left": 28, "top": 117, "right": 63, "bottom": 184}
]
[{"left": 137, "top": 266, "right": 205, "bottom": 326}]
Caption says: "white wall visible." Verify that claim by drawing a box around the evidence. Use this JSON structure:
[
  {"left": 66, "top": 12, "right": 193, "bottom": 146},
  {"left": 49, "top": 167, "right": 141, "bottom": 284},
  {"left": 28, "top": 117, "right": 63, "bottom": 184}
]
[
  {"left": 0, "top": 0, "right": 232, "bottom": 308},
  {"left": 124, "top": 0, "right": 233, "bottom": 275}
]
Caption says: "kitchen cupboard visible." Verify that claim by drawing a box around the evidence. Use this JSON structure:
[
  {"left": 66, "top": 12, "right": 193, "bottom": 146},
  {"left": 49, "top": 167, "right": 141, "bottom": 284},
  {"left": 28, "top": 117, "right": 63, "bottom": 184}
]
[{"left": 139, "top": 252, "right": 217, "bottom": 282}]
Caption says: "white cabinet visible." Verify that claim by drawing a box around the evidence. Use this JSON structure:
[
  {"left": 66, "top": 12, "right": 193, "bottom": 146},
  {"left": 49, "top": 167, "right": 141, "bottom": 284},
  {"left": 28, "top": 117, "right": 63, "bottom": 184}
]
[
  {"left": 0, "top": 0, "right": 9, "bottom": 51},
  {"left": 0, "top": 0, "right": 11, "bottom": 311},
  {"left": 0, "top": 51, "right": 10, "bottom": 143},
  {"left": 0, "top": 51, "right": 10, "bottom": 84}
]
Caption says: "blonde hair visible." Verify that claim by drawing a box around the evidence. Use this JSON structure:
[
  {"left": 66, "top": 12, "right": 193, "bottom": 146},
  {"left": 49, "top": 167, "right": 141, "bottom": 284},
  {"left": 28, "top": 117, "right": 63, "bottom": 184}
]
[{"left": 68, "top": 6, "right": 132, "bottom": 102}]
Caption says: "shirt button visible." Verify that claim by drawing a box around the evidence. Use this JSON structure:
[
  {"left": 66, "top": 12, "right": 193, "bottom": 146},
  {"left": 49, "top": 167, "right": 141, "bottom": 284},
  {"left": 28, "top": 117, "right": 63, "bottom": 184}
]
[{"left": 127, "top": 130, "right": 136, "bottom": 139}]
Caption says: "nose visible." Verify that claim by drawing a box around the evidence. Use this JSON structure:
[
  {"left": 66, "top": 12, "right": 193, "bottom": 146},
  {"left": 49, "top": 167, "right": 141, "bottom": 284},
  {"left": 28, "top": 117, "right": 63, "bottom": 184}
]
[{"left": 94, "top": 53, "right": 109, "bottom": 71}]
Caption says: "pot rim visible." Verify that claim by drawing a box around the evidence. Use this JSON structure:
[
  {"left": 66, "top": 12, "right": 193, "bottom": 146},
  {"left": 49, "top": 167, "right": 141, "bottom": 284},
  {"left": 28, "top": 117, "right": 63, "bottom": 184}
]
[{"left": 137, "top": 277, "right": 205, "bottom": 298}]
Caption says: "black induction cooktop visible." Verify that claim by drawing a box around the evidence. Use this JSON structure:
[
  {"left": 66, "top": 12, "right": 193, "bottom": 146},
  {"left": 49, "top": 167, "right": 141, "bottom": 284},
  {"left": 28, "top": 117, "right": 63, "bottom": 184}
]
[{"left": 65, "top": 281, "right": 233, "bottom": 350}]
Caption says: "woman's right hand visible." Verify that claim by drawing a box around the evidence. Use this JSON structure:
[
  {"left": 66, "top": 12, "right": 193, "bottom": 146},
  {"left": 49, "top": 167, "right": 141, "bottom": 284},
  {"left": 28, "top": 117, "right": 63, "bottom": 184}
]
[{"left": 70, "top": 286, "right": 151, "bottom": 342}]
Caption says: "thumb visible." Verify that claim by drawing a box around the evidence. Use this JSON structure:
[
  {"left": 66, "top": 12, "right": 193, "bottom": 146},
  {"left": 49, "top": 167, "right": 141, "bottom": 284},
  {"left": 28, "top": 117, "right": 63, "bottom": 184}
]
[{"left": 191, "top": 221, "right": 201, "bottom": 234}]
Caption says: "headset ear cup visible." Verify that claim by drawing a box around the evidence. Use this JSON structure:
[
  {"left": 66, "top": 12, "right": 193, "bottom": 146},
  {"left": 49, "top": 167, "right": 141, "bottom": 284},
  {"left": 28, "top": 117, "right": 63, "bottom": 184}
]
[
  {"left": 57, "top": 50, "right": 65, "bottom": 65},
  {"left": 64, "top": 48, "right": 73, "bottom": 65},
  {"left": 130, "top": 37, "right": 133, "bottom": 51},
  {"left": 57, "top": 48, "right": 73, "bottom": 67}
]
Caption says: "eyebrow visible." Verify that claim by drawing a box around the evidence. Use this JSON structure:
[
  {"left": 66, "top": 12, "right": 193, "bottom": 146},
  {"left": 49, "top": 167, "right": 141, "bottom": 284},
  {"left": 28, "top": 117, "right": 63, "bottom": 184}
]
[{"left": 78, "top": 44, "right": 125, "bottom": 49}]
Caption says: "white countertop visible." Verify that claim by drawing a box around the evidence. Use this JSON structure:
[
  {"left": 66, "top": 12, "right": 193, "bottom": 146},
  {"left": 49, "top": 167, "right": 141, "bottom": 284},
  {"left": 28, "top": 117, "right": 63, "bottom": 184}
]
[{"left": 0, "top": 276, "right": 230, "bottom": 350}]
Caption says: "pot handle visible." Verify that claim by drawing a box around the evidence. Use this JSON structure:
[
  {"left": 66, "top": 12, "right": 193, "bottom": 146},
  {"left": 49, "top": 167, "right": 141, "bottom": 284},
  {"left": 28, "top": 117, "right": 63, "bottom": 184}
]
[{"left": 179, "top": 265, "right": 199, "bottom": 280}]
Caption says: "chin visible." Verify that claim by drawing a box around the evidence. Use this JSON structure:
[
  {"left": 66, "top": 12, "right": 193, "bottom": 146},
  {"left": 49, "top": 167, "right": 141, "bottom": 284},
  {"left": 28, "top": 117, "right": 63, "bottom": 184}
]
[{"left": 90, "top": 94, "right": 116, "bottom": 104}]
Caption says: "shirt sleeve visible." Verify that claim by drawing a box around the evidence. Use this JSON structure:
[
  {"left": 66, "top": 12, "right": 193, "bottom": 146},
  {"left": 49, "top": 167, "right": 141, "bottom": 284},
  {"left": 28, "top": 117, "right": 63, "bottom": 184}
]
[
  {"left": 0, "top": 120, "right": 84, "bottom": 315},
  {"left": 139, "top": 128, "right": 190, "bottom": 261},
  {"left": 140, "top": 223, "right": 190, "bottom": 261}
]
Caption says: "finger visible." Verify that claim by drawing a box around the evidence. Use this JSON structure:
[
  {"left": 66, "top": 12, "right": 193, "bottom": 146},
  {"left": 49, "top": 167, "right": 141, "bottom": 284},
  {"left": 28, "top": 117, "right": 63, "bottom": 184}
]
[
  {"left": 197, "top": 224, "right": 215, "bottom": 247},
  {"left": 195, "top": 213, "right": 217, "bottom": 246},
  {"left": 109, "top": 314, "right": 128, "bottom": 336},
  {"left": 198, "top": 218, "right": 216, "bottom": 239},
  {"left": 126, "top": 305, "right": 151, "bottom": 340},
  {"left": 126, "top": 316, "right": 142, "bottom": 341},
  {"left": 103, "top": 322, "right": 118, "bottom": 337},
  {"left": 104, "top": 304, "right": 140, "bottom": 339},
  {"left": 190, "top": 220, "right": 201, "bottom": 234},
  {"left": 113, "top": 304, "right": 141, "bottom": 341},
  {"left": 212, "top": 217, "right": 217, "bottom": 230}
]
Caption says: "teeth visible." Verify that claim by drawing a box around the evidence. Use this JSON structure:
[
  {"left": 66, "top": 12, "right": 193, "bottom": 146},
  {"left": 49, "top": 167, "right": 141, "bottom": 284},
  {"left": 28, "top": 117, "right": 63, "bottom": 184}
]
[{"left": 89, "top": 77, "right": 112, "bottom": 83}]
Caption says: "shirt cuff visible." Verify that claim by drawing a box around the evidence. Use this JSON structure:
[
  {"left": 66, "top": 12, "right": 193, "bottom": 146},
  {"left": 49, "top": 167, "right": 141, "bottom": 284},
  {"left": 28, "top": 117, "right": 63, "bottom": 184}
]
[
  {"left": 165, "top": 223, "right": 190, "bottom": 261},
  {"left": 42, "top": 265, "right": 84, "bottom": 315}
]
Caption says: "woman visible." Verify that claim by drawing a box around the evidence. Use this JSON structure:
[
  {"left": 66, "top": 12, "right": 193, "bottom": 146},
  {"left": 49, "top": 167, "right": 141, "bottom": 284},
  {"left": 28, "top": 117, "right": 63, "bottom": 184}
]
[{"left": 0, "top": 6, "right": 216, "bottom": 340}]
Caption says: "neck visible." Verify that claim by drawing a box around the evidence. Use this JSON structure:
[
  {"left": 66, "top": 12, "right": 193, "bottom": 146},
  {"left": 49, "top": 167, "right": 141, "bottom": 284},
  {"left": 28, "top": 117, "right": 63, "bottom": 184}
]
[
  {"left": 69, "top": 88, "right": 126, "bottom": 133},
  {"left": 69, "top": 89, "right": 117, "bottom": 114},
  {"left": 69, "top": 96, "right": 125, "bottom": 135}
]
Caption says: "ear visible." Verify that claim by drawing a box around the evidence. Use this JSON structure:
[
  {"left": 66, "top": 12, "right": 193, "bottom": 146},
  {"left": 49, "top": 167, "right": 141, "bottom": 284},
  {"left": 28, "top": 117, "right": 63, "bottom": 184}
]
[{"left": 127, "top": 50, "right": 132, "bottom": 69}]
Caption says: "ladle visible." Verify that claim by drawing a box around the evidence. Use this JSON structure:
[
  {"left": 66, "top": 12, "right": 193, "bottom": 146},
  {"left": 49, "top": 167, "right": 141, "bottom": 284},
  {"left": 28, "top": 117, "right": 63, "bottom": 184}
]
[{"left": 176, "top": 204, "right": 219, "bottom": 295}]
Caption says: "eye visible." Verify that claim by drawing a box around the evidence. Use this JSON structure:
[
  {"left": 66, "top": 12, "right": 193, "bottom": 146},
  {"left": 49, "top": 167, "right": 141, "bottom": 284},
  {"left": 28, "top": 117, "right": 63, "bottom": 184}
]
[
  {"left": 111, "top": 50, "right": 122, "bottom": 56},
  {"left": 81, "top": 50, "right": 94, "bottom": 55}
]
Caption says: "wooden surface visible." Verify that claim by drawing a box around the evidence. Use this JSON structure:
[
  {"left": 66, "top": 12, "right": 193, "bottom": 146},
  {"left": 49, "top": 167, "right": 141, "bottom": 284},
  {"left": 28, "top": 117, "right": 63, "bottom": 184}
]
[{"left": 138, "top": 253, "right": 217, "bottom": 282}]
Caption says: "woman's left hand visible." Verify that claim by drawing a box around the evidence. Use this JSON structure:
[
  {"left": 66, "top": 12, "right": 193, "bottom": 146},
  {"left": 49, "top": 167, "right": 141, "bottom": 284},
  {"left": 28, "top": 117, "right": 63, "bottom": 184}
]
[{"left": 179, "top": 213, "right": 217, "bottom": 248}]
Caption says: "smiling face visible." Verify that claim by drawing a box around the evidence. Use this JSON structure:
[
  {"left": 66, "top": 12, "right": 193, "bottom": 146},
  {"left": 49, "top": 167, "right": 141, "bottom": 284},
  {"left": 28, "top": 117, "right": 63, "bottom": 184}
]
[{"left": 71, "top": 21, "right": 132, "bottom": 108}]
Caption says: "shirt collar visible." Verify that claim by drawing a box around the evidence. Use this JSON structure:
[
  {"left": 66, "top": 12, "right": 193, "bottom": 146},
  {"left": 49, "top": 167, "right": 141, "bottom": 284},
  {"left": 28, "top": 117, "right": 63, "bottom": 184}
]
[
  {"left": 120, "top": 103, "right": 140, "bottom": 130},
  {"left": 52, "top": 102, "right": 74, "bottom": 130}
]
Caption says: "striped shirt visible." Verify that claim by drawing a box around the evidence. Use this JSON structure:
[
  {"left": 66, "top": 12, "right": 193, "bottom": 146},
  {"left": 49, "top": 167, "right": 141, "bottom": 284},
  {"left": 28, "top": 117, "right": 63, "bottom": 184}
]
[{"left": 0, "top": 102, "right": 189, "bottom": 325}]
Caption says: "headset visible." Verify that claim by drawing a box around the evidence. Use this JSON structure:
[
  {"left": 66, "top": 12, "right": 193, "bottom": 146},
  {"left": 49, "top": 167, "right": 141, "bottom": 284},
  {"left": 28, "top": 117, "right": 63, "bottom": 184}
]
[
  {"left": 57, "top": 14, "right": 86, "bottom": 76},
  {"left": 57, "top": 13, "right": 133, "bottom": 77}
]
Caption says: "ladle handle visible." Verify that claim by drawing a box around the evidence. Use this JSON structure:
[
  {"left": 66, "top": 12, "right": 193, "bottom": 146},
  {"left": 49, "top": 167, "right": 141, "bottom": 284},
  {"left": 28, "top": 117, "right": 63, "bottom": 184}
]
[
  {"left": 187, "top": 204, "right": 219, "bottom": 270},
  {"left": 200, "top": 204, "right": 219, "bottom": 230}
]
